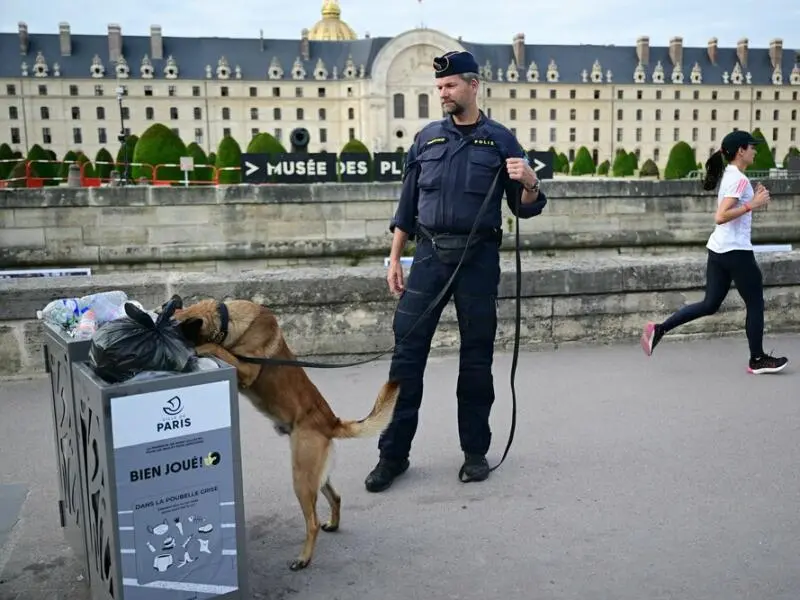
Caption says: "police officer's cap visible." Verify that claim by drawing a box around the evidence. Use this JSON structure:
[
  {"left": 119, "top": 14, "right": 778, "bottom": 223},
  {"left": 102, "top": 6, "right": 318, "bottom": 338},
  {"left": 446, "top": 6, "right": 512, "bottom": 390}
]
[{"left": 433, "top": 51, "right": 480, "bottom": 78}]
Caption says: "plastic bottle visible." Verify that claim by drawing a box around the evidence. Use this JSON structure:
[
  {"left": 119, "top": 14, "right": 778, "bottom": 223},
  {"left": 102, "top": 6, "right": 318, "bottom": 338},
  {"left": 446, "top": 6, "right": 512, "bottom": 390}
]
[
  {"left": 36, "top": 298, "right": 82, "bottom": 330},
  {"left": 79, "top": 291, "right": 129, "bottom": 324},
  {"left": 74, "top": 309, "right": 98, "bottom": 340}
]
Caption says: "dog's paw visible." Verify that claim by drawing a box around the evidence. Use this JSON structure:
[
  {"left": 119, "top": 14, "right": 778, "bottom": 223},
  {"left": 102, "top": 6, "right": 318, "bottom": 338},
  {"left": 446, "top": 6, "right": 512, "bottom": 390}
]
[
  {"left": 289, "top": 558, "right": 310, "bottom": 571},
  {"left": 321, "top": 521, "right": 339, "bottom": 533}
]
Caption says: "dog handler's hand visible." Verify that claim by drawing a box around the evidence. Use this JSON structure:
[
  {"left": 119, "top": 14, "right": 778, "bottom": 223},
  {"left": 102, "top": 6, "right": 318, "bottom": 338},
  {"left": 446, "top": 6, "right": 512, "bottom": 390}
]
[{"left": 387, "top": 260, "right": 405, "bottom": 296}]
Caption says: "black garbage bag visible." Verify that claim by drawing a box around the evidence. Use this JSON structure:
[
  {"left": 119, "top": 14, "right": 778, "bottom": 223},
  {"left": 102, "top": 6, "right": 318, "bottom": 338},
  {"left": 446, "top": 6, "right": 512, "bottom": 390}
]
[{"left": 88, "top": 298, "right": 196, "bottom": 384}]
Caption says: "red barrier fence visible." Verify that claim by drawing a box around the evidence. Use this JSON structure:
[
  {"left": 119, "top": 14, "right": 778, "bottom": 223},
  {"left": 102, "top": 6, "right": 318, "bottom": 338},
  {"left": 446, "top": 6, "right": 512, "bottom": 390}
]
[{"left": 0, "top": 160, "right": 235, "bottom": 188}]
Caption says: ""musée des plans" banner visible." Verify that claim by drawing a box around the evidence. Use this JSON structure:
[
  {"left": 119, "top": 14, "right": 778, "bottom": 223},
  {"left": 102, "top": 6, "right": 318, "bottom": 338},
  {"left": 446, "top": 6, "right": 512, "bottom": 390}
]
[{"left": 239, "top": 152, "right": 405, "bottom": 184}]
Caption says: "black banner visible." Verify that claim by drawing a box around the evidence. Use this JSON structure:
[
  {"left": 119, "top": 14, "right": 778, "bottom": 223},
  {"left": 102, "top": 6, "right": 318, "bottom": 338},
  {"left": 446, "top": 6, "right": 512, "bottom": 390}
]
[{"left": 240, "top": 152, "right": 406, "bottom": 184}]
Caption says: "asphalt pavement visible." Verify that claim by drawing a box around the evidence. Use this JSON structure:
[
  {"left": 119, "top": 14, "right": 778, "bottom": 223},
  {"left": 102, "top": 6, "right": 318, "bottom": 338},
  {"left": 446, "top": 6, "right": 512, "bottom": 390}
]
[{"left": 1, "top": 333, "right": 799, "bottom": 600}]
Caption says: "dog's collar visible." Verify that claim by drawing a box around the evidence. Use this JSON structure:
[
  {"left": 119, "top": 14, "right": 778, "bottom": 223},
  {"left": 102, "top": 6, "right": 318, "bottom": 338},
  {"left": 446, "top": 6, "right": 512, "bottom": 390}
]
[{"left": 211, "top": 302, "right": 229, "bottom": 345}]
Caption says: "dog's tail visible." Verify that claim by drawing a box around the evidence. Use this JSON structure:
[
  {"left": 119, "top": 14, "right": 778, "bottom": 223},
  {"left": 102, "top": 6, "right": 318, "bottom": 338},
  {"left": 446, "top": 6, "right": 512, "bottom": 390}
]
[{"left": 332, "top": 380, "right": 400, "bottom": 439}]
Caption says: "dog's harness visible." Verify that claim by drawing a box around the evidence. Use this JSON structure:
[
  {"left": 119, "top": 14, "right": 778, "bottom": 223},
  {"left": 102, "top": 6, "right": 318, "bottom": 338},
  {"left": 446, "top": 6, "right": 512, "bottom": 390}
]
[{"left": 200, "top": 167, "right": 523, "bottom": 477}]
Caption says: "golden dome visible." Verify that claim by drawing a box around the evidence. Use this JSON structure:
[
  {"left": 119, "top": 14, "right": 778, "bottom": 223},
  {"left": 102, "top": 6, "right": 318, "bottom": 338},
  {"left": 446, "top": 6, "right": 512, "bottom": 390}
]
[{"left": 307, "top": 0, "right": 357, "bottom": 41}]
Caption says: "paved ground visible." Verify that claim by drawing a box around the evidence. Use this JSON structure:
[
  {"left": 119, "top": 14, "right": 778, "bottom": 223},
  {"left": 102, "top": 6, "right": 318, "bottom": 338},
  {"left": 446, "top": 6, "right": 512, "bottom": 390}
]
[{"left": 1, "top": 334, "right": 799, "bottom": 600}]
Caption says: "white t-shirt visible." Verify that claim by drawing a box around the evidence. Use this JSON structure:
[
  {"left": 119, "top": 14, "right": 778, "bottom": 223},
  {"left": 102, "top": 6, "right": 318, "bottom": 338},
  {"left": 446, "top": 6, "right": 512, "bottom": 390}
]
[{"left": 706, "top": 164, "right": 754, "bottom": 253}]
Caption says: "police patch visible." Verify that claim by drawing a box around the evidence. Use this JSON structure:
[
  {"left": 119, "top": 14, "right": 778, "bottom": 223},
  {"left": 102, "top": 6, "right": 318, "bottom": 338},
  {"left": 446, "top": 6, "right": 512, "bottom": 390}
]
[
  {"left": 425, "top": 137, "right": 447, "bottom": 146},
  {"left": 472, "top": 138, "right": 496, "bottom": 147}
]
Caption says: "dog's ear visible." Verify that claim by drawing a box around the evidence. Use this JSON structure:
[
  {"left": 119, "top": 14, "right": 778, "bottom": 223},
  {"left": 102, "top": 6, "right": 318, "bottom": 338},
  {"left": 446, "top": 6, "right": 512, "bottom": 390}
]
[{"left": 178, "top": 317, "right": 205, "bottom": 345}]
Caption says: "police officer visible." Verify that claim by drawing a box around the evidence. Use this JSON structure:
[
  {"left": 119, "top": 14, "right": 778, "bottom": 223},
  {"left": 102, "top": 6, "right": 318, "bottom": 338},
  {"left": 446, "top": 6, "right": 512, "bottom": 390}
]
[{"left": 365, "top": 50, "right": 548, "bottom": 492}]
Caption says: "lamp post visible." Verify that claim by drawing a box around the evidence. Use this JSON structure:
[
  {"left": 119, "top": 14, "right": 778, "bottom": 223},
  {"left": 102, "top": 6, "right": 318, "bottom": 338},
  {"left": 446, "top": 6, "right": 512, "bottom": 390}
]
[{"left": 116, "top": 85, "right": 129, "bottom": 184}]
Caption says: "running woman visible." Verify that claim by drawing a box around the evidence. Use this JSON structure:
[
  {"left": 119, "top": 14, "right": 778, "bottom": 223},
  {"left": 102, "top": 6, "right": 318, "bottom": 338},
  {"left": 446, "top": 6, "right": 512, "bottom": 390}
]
[{"left": 640, "top": 130, "right": 789, "bottom": 374}]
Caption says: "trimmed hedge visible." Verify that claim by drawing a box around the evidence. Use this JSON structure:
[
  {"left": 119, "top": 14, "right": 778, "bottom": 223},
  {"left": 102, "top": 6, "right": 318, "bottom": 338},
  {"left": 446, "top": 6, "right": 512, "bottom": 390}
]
[
  {"left": 664, "top": 141, "right": 696, "bottom": 180},
  {"left": 132, "top": 124, "right": 188, "bottom": 183}
]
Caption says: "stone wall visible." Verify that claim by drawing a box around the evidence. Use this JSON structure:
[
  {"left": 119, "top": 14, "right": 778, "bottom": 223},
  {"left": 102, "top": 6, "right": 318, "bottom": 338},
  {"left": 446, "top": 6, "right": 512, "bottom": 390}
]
[
  {"left": 2, "top": 179, "right": 799, "bottom": 273},
  {"left": 3, "top": 251, "right": 800, "bottom": 378}
]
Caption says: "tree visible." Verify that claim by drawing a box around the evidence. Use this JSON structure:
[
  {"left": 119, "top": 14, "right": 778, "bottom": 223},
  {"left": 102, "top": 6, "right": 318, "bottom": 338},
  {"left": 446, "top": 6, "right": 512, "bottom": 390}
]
[
  {"left": 26, "top": 144, "right": 57, "bottom": 185},
  {"left": 597, "top": 159, "right": 610, "bottom": 175},
  {"left": 664, "top": 141, "right": 696, "bottom": 180},
  {"left": 132, "top": 124, "right": 188, "bottom": 183},
  {"left": 186, "top": 142, "right": 213, "bottom": 182},
  {"left": 215, "top": 135, "right": 242, "bottom": 184},
  {"left": 247, "top": 132, "right": 286, "bottom": 155},
  {"left": 94, "top": 147, "right": 114, "bottom": 180},
  {"left": 639, "top": 158, "right": 659, "bottom": 178},
  {"left": 557, "top": 152, "right": 569, "bottom": 173},
  {"left": 781, "top": 146, "right": 799, "bottom": 169},
  {"left": 0, "top": 143, "right": 14, "bottom": 180},
  {"left": 58, "top": 150, "right": 78, "bottom": 181},
  {"left": 570, "top": 146, "right": 595, "bottom": 175},
  {"left": 612, "top": 148, "right": 634, "bottom": 176},
  {"left": 75, "top": 151, "right": 95, "bottom": 178},
  {"left": 748, "top": 128, "right": 775, "bottom": 171}
]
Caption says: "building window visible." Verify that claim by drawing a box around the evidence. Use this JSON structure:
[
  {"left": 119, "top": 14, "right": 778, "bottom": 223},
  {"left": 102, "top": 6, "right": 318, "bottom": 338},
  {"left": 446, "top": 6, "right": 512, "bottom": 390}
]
[
  {"left": 146, "top": 107, "right": 154, "bottom": 120},
  {"left": 38, "top": 85, "right": 47, "bottom": 96},
  {"left": 593, "top": 109, "right": 600, "bottom": 120},
  {"left": 11, "top": 128, "right": 20, "bottom": 144},
  {"left": 733, "top": 109, "right": 740, "bottom": 120},
  {"left": 348, "top": 108, "right": 355, "bottom": 120},
  {"left": 636, "top": 128, "right": 642, "bottom": 142},
  {"left": 655, "top": 128, "right": 661, "bottom": 142},
  {"left": 42, "top": 127, "right": 52, "bottom": 144},
  {"left": 6, "top": 84, "right": 16, "bottom": 96},
  {"left": 617, "top": 90, "right": 623, "bottom": 100},
  {"left": 97, "top": 107, "right": 105, "bottom": 119},
  {"left": 550, "top": 90, "right": 556, "bottom": 99},
  {"left": 168, "top": 86, "right": 176, "bottom": 96},
  {"left": 510, "top": 108, "right": 517, "bottom": 121},
  {"left": 692, "top": 128, "right": 698, "bottom": 142},
  {"left": 655, "top": 109, "right": 661, "bottom": 121},
  {"left": 348, "top": 127, "right": 355, "bottom": 140},
  {"left": 711, "top": 109, "right": 717, "bottom": 121},
  {"left": 221, "top": 86, "right": 229, "bottom": 97},
  {"left": 192, "top": 86, "right": 201, "bottom": 97},
  {"left": 674, "top": 90, "right": 680, "bottom": 100},
  {"left": 617, "top": 109, "right": 623, "bottom": 120},
  {"left": 297, "top": 108, "right": 304, "bottom": 120},
  {"left": 194, "top": 107, "right": 202, "bottom": 120},
  {"left": 549, "top": 128, "right": 556, "bottom": 142},
  {"left": 222, "top": 107, "right": 230, "bottom": 120},
  {"left": 570, "top": 90, "right": 576, "bottom": 99},
  {"left": 251, "top": 128, "right": 259, "bottom": 138},
  {"left": 569, "top": 128, "right": 576, "bottom": 142},
  {"left": 570, "top": 109, "right": 576, "bottom": 121},
  {"left": 773, "top": 110, "right": 779, "bottom": 120},
  {"left": 773, "top": 128, "right": 778, "bottom": 142},
  {"left": 273, "top": 108, "right": 281, "bottom": 120},
  {"left": 69, "top": 85, "right": 78, "bottom": 96},
  {"left": 530, "top": 89, "right": 537, "bottom": 99},
  {"left": 656, "top": 91, "right": 662, "bottom": 100},
  {"left": 121, "top": 107, "right": 130, "bottom": 120},
  {"left": 711, "top": 127, "right": 717, "bottom": 141},
  {"left": 319, "top": 128, "right": 327, "bottom": 143},
  {"left": 8, "top": 106, "right": 18, "bottom": 119},
  {"left": 654, "top": 148, "right": 660, "bottom": 162},
  {"left": 530, "top": 108, "right": 537, "bottom": 120},
  {"left": 510, "top": 89, "right": 517, "bottom": 99},
  {"left": 418, "top": 94, "right": 429, "bottom": 119},
  {"left": 693, "top": 91, "right": 699, "bottom": 100},
  {"left": 617, "top": 128, "right": 623, "bottom": 142},
  {"left": 693, "top": 109, "right": 699, "bottom": 121},
  {"left": 319, "top": 108, "right": 326, "bottom": 120},
  {"left": 250, "top": 108, "right": 258, "bottom": 120},
  {"left": 550, "top": 109, "right": 557, "bottom": 120},
  {"left": 272, "top": 87, "right": 280, "bottom": 97},
  {"left": 275, "top": 128, "right": 282, "bottom": 140},
  {"left": 674, "top": 109, "right": 680, "bottom": 120},
  {"left": 594, "top": 90, "right": 600, "bottom": 99},
  {"left": 94, "top": 85, "right": 103, "bottom": 96},
  {"left": 318, "top": 87, "right": 326, "bottom": 98},
  {"left": 755, "top": 109, "right": 761, "bottom": 121},
  {"left": 98, "top": 128, "right": 107, "bottom": 144},
  {"left": 249, "top": 87, "right": 257, "bottom": 97},
  {"left": 529, "top": 128, "right": 536, "bottom": 142},
  {"left": 145, "top": 86, "right": 153, "bottom": 96},
  {"left": 593, "top": 128, "right": 600, "bottom": 142},
  {"left": 674, "top": 127, "right": 680, "bottom": 141},
  {"left": 40, "top": 107, "right": 50, "bottom": 120},
  {"left": 295, "top": 87, "right": 303, "bottom": 98},
  {"left": 223, "top": 127, "right": 231, "bottom": 137},
  {"left": 393, "top": 93, "right": 404, "bottom": 118},
  {"left": 170, "top": 107, "right": 179, "bottom": 120},
  {"left": 73, "top": 128, "right": 82, "bottom": 144},
  {"left": 71, "top": 107, "right": 80, "bottom": 119},
  {"left": 195, "top": 128, "right": 203, "bottom": 144}
]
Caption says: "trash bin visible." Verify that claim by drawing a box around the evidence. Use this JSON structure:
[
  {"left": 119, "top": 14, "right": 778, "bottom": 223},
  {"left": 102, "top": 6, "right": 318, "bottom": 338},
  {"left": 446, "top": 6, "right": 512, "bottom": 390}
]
[
  {"left": 69, "top": 358, "right": 249, "bottom": 600},
  {"left": 42, "top": 321, "right": 93, "bottom": 583}
]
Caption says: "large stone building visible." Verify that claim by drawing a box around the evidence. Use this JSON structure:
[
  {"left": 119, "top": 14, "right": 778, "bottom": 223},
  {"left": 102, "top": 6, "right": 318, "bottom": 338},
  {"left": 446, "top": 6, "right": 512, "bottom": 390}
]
[{"left": 1, "top": 0, "right": 798, "bottom": 171}]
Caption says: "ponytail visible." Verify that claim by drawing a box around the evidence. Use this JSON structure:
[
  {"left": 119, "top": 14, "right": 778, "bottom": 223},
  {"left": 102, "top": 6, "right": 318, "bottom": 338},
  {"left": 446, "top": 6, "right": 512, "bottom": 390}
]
[{"left": 702, "top": 150, "right": 726, "bottom": 191}]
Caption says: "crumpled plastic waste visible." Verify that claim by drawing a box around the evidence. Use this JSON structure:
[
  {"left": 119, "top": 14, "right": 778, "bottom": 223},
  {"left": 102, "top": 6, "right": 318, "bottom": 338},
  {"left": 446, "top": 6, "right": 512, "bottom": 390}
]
[{"left": 36, "top": 290, "right": 158, "bottom": 340}]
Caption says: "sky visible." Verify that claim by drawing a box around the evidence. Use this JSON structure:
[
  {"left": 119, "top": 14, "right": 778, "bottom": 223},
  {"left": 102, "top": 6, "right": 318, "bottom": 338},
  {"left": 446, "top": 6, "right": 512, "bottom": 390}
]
[{"left": 2, "top": 0, "right": 799, "bottom": 49}]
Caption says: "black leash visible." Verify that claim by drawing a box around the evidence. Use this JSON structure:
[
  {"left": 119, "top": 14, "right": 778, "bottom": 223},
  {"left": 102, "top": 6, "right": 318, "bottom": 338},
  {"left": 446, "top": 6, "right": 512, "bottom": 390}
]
[{"left": 222, "top": 168, "right": 522, "bottom": 473}]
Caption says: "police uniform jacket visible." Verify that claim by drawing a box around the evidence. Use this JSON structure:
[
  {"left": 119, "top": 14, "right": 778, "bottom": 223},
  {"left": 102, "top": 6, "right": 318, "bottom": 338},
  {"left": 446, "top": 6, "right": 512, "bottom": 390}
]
[{"left": 391, "top": 111, "right": 548, "bottom": 237}]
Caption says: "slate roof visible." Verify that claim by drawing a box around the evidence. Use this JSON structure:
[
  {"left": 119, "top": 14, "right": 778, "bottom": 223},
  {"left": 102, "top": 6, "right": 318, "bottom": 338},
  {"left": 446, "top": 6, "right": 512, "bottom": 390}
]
[{"left": 1, "top": 30, "right": 797, "bottom": 87}]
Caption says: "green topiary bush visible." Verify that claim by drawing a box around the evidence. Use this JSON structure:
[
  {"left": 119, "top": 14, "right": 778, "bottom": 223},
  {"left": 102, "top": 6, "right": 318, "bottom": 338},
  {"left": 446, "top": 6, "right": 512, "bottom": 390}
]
[
  {"left": 26, "top": 144, "right": 58, "bottom": 185},
  {"left": 132, "top": 124, "right": 188, "bottom": 183},
  {"left": 215, "top": 136, "right": 242, "bottom": 184},
  {"left": 748, "top": 128, "right": 775, "bottom": 171},
  {"left": 639, "top": 158, "right": 659, "bottom": 177},
  {"left": 58, "top": 150, "right": 78, "bottom": 181},
  {"left": 6, "top": 160, "right": 35, "bottom": 188},
  {"left": 557, "top": 152, "right": 569, "bottom": 173},
  {"left": 664, "top": 141, "right": 696, "bottom": 180},
  {"left": 75, "top": 151, "right": 95, "bottom": 178},
  {"left": 570, "top": 146, "right": 595, "bottom": 176},
  {"left": 783, "top": 146, "right": 799, "bottom": 168},
  {"left": 186, "top": 142, "right": 213, "bottom": 182},
  {"left": 247, "top": 132, "right": 286, "bottom": 155},
  {"left": 612, "top": 148, "right": 634, "bottom": 176},
  {"left": 597, "top": 160, "right": 610, "bottom": 175},
  {"left": 339, "top": 138, "right": 373, "bottom": 180},
  {"left": 0, "top": 143, "right": 14, "bottom": 180},
  {"left": 94, "top": 147, "right": 114, "bottom": 179}
]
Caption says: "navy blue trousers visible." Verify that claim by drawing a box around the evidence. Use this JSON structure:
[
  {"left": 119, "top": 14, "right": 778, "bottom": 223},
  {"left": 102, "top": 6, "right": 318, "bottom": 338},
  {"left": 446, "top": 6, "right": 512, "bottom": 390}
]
[{"left": 378, "top": 237, "right": 501, "bottom": 461}]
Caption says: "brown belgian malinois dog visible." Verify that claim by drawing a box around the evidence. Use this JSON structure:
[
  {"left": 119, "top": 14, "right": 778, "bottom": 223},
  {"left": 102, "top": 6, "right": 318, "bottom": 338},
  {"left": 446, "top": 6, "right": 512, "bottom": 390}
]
[{"left": 172, "top": 298, "right": 400, "bottom": 571}]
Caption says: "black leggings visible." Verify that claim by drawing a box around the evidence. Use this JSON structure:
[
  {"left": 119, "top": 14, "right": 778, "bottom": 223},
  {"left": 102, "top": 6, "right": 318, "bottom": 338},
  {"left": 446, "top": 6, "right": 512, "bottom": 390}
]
[{"left": 660, "top": 249, "right": 765, "bottom": 358}]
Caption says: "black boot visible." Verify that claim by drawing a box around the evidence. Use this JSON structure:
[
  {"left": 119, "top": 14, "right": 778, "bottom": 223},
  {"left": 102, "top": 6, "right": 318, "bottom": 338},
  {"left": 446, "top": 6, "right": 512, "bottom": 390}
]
[
  {"left": 364, "top": 458, "right": 410, "bottom": 493},
  {"left": 458, "top": 453, "right": 490, "bottom": 483}
]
